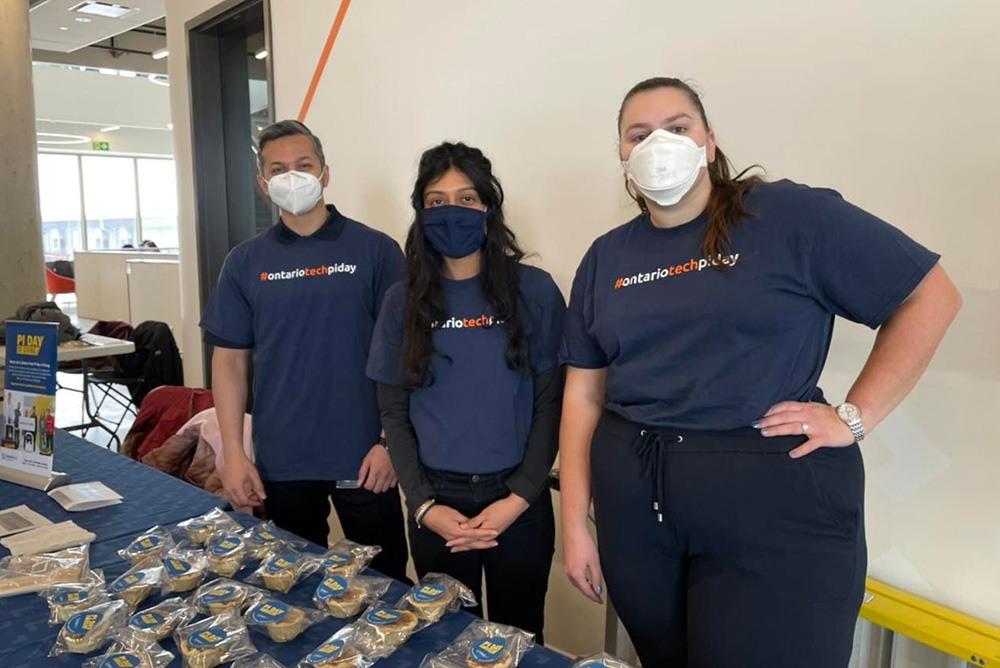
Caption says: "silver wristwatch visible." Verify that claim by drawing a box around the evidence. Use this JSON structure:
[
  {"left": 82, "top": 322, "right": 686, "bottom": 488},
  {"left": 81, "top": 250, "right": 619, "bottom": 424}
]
[{"left": 836, "top": 402, "right": 866, "bottom": 442}]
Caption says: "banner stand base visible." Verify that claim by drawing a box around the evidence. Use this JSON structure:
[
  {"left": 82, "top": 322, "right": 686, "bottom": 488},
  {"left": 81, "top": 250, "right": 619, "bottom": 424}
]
[{"left": 0, "top": 468, "right": 71, "bottom": 491}]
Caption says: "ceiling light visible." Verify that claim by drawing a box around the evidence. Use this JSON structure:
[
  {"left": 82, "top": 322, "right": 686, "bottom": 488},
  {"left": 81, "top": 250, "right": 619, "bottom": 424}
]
[
  {"left": 100, "top": 125, "right": 121, "bottom": 132},
  {"left": 71, "top": 2, "right": 140, "bottom": 19},
  {"left": 166, "top": 123, "right": 173, "bottom": 130},
  {"left": 59, "top": 26, "right": 69, "bottom": 31},
  {"left": 254, "top": 48, "right": 267, "bottom": 60},
  {"left": 37, "top": 132, "right": 91, "bottom": 145},
  {"left": 98, "top": 67, "right": 118, "bottom": 76},
  {"left": 117, "top": 70, "right": 136, "bottom": 78},
  {"left": 75, "top": 17, "right": 92, "bottom": 23},
  {"left": 151, "top": 47, "right": 168, "bottom": 60},
  {"left": 147, "top": 74, "right": 169, "bottom": 87}
]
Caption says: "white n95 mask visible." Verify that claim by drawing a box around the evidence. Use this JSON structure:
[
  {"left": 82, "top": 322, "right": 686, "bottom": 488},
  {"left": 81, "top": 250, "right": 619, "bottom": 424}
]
[
  {"left": 266, "top": 170, "right": 324, "bottom": 216},
  {"left": 623, "top": 129, "right": 707, "bottom": 207}
]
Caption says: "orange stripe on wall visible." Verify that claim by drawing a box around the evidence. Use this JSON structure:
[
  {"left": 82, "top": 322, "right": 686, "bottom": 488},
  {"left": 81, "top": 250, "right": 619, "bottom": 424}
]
[{"left": 297, "top": 0, "right": 354, "bottom": 123}]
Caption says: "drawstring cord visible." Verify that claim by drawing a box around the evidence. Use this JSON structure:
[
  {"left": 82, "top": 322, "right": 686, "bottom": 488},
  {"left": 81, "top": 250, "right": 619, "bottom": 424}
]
[{"left": 632, "top": 428, "right": 683, "bottom": 523}]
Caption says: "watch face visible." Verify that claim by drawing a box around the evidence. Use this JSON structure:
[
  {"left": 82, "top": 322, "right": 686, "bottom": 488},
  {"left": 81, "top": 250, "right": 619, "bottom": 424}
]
[{"left": 838, "top": 403, "right": 861, "bottom": 423}]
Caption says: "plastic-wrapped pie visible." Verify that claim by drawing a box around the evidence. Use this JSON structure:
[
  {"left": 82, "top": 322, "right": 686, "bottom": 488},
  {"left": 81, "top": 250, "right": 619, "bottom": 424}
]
[
  {"left": 81, "top": 629, "right": 175, "bottom": 668},
  {"left": 568, "top": 653, "right": 639, "bottom": 668},
  {"left": 49, "top": 599, "right": 128, "bottom": 656},
  {"left": 206, "top": 533, "right": 247, "bottom": 577},
  {"left": 163, "top": 549, "right": 209, "bottom": 593},
  {"left": 352, "top": 604, "right": 420, "bottom": 658},
  {"left": 400, "top": 573, "right": 477, "bottom": 623},
  {"left": 109, "top": 558, "right": 166, "bottom": 611},
  {"left": 40, "top": 569, "right": 107, "bottom": 624},
  {"left": 426, "top": 619, "right": 535, "bottom": 668},
  {"left": 246, "top": 548, "right": 320, "bottom": 594},
  {"left": 177, "top": 508, "right": 241, "bottom": 546},
  {"left": 297, "top": 627, "right": 372, "bottom": 668},
  {"left": 0, "top": 544, "right": 90, "bottom": 595},
  {"left": 242, "top": 521, "right": 302, "bottom": 561},
  {"left": 243, "top": 597, "right": 326, "bottom": 643},
  {"left": 313, "top": 574, "right": 391, "bottom": 618},
  {"left": 174, "top": 609, "right": 256, "bottom": 668},
  {"left": 119, "top": 527, "right": 175, "bottom": 566},
  {"left": 192, "top": 578, "right": 266, "bottom": 616},
  {"left": 128, "top": 597, "right": 197, "bottom": 642},
  {"left": 320, "top": 539, "right": 381, "bottom": 579}
]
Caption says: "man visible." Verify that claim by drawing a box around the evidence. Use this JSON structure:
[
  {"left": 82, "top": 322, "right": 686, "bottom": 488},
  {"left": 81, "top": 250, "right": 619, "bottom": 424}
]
[{"left": 200, "top": 120, "right": 409, "bottom": 581}]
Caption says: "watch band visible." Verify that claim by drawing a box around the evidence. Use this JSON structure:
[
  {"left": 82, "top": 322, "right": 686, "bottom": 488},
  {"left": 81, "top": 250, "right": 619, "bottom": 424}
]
[{"left": 848, "top": 419, "right": 866, "bottom": 442}]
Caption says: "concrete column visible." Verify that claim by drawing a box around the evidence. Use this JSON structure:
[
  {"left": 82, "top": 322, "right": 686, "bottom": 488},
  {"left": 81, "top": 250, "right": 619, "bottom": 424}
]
[{"left": 0, "top": 0, "right": 46, "bottom": 327}]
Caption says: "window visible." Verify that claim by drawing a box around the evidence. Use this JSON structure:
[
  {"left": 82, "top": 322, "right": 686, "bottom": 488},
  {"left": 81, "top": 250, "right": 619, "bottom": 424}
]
[
  {"left": 137, "top": 158, "right": 178, "bottom": 248},
  {"left": 81, "top": 155, "right": 138, "bottom": 249},
  {"left": 39, "top": 153, "right": 178, "bottom": 252},
  {"left": 37, "top": 154, "right": 83, "bottom": 260}
]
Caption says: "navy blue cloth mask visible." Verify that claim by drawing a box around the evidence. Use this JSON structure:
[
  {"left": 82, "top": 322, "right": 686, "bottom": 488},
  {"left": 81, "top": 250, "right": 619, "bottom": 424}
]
[{"left": 421, "top": 205, "right": 487, "bottom": 258}]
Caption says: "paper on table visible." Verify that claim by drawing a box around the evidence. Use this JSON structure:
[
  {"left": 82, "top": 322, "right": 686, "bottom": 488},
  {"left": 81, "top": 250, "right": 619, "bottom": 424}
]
[
  {"left": 0, "top": 505, "right": 52, "bottom": 538},
  {"left": 0, "top": 520, "right": 96, "bottom": 555},
  {"left": 47, "top": 481, "right": 122, "bottom": 512}
]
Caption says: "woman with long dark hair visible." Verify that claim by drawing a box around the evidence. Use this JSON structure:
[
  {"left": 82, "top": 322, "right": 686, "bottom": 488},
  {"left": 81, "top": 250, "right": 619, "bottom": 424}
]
[
  {"left": 367, "top": 141, "right": 565, "bottom": 639},
  {"left": 559, "top": 78, "right": 961, "bottom": 667}
]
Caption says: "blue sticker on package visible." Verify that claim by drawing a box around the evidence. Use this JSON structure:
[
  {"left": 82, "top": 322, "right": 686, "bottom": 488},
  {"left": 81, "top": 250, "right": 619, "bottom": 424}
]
[
  {"left": 99, "top": 653, "right": 143, "bottom": 668},
  {"left": 52, "top": 590, "right": 89, "bottom": 605},
  {"left": 250, "top": 600, "right": 289, "bottom": 625},
  {"left": 578, "top": 663, "right": 610, "bottom": 668},
  {"left": 66, "top": 610, "right": 104, "bottom": 635},
  {"left": 211, "top": 537, "right": 243, "bottom": 557},
  {"left": 112, "top": 573, "right": 146, "bottom": 593},
  {"left": 128, "top": 536, "right": 162, "bottom": 555},
  {"left": 308, "top": 639, "right": 345, "bottom": 663},
  {"left": 365, "top": 607, "right": 402, "bottom": 625},
  {"left": 129, "top": 611, "right": 166, "bottom": 630},
  {"left": 251, "top": 529, "right": 278, "bottom": 545},
  {"left": 316, "top": 576, "right": 349, "bottom": 600},
  {"left": 412, "top": 583, "right": 446, "bottom": 603},
  {"left": 470, "top": 637, "right": 508, "bottom": 663},
  {"left": 323, "top": 552, "right": 352, "bottom": 569},
  {"left": 165, "top": 558, "right": 192, "bottom": 577},
  {"left": 266, "top": 554, "right": 300, "bottom": 574},
  {"left": 189, "top": 627, "right": 228, "bottom": 648},
  {"left": 200, "top": 585, "right": 239, "bottom": 604}
]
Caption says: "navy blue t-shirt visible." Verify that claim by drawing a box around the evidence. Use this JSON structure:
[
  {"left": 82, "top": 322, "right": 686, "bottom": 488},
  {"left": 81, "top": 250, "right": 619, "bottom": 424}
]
[
  {"left": 366, "top": 265, "right": 566, "bottom": 474},
  {"left": 560, "top": 179, "right": 940, "bottom": 429},
  {"left": 200, "top": 205, "right": 404, "bottom": 481}
]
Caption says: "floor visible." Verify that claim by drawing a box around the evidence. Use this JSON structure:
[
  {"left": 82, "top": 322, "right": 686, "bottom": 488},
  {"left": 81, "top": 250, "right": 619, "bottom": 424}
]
[{"left": 55, "top": 294, "right": 136, "bottom": 450}]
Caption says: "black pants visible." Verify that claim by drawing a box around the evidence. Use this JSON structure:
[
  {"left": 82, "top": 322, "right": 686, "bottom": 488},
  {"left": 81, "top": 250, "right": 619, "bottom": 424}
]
[
  {"left": 263, "top": 480, "right": 410, "bottom": 584},
  {"left": 408, "top": 468, "right": 555, "bottom": 643},
  {"left": 591, "top": 410, "right": 866, "bottom": 668}
]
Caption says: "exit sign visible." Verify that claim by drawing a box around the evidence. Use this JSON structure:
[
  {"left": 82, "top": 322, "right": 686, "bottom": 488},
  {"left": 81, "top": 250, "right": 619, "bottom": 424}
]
[{"left": 92, "top": 141, "right": 110, "bottom": 151}]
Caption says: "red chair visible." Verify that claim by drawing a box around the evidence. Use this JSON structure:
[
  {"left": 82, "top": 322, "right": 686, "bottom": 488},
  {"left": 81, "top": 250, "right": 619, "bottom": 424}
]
[{"left": 45, "top": 266, "right": 75, "bottom": 299}]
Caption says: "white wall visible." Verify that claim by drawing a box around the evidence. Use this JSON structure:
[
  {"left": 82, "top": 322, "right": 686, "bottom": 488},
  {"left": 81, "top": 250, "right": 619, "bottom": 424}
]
[
  {"left": 165, "top": 0, "right": 223, "bottom": 388},
  {"left": 168, "top": 0, "right": 1000, "bottom": 657},
  {"left": 266, "top": 0, "right": 1000, "bottom": 649}
]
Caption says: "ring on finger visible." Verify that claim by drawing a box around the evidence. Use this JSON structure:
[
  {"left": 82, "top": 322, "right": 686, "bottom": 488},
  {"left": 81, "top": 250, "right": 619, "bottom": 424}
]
[{"left": 801, "top": 422, "right": 810, "bottom": 434}]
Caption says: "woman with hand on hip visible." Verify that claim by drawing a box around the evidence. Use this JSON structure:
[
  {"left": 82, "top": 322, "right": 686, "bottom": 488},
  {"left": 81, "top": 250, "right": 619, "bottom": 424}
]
[
  {"left": 367, "top": 141, "right": 566, "bottom": 641},
  {"left": 559, "top": 77, "right": 961, "bottom": 668}
]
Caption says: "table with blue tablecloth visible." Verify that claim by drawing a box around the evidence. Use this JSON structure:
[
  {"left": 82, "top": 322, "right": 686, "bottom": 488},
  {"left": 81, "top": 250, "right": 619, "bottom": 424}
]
[{"left": 0, "top": 430, "right": 574, "bottom": 668}]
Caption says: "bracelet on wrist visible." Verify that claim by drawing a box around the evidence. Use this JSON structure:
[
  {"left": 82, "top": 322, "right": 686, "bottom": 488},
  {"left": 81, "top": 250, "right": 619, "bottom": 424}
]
[{"left": 414, "top": 499, "right": 437, "bottom": 528}]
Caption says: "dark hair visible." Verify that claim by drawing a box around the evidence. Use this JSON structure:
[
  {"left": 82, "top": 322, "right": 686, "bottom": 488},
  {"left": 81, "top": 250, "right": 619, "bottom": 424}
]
[
  {"left": 256, "top": 120, "right": 326, "bottom": 171},
  {"left": 618, "top": 77, "right": 763, "bottom": 267},
  {"left": 401, "top": 142, "right": 529, "bottom": 388}
]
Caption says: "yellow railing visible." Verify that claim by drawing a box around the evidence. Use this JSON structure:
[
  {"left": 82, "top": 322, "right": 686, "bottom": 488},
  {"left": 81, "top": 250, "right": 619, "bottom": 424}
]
[{"left": 861, "top": 578, "right": 1000, "bottom": 667}]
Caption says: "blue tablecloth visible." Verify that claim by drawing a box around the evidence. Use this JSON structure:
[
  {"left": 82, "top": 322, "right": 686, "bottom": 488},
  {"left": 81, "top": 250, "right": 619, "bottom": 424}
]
[{"left": 0, "top": 431, "right": 574, "bottom": 668}]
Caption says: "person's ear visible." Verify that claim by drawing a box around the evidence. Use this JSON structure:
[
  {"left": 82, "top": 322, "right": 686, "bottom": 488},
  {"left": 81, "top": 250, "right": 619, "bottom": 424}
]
[
  {"left": 256, "top": 174, "right": 269, "bottom": 196},
  {"left": 706, "top": 129, "right": 718, "bottom": 164},
  {"left": 320, "top": 165, "right": 330, "bottom": 189}
]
